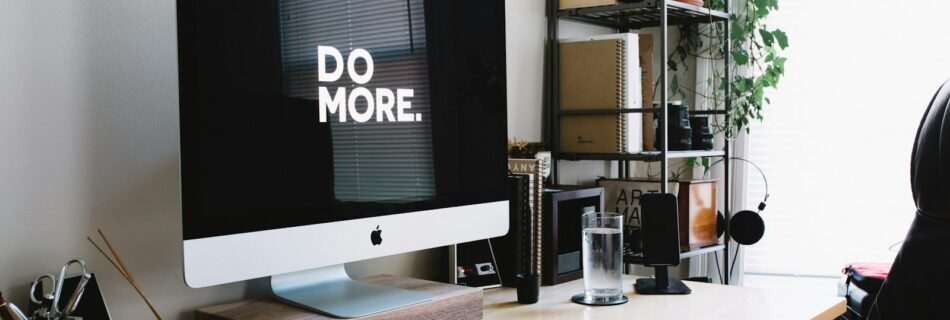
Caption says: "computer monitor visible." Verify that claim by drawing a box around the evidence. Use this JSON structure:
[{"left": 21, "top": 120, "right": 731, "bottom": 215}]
[{"left": 176, "top": 0, "right": 508, "bottom": 317}]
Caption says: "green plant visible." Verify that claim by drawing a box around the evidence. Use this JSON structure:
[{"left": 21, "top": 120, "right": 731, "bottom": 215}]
[
  {"left": 686, "top": 156, "right": 712, "bottom": 174},
  {"left": 507, "top": 138, "right": 547, "bottom": 159},
  {"left": 664, "top": 0, "right": 788, "bottom": 139}
]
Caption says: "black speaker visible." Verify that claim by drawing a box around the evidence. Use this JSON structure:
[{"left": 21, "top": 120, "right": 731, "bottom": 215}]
[
  {"left": 731, "top": 210, "right": 765, "bottom": 245},
  {"left": 635, "top": 193, "right": 691, "bottom": 295},
  {"left": 709, "top": 157, "right": 769, "bottom": 246}
]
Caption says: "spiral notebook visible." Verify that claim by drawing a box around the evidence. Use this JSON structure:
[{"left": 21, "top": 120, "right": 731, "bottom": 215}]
[{"left": 559, "top": 33, "right": 643, "bottom": 154}]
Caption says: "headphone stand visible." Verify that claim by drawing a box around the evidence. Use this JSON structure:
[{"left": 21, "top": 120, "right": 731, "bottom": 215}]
[{"left": 634, "top": 266, "right": 691, "bottom": 295}]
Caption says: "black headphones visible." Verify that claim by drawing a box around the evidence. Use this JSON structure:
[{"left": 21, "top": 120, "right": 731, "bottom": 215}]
[{"left": 705, "top": 157, "right": 770, "bottom": 246}]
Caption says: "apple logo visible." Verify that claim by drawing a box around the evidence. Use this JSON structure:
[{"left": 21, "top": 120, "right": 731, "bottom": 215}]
[{"left": 370, "top": 225, "right": 383, "bottom": 245}]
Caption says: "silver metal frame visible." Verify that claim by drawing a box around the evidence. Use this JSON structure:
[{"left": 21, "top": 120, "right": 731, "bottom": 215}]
[{"left": 271, "top": 264, "right": 434, "bottom": 318}]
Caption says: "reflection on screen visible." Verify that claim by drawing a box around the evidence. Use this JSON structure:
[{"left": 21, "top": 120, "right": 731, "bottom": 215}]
[
  {"left": 179, "top": 0, "right": 508, "bottom": 240},
  {"left": 279, "top": 0, "right": 436, "bottom": 203}
]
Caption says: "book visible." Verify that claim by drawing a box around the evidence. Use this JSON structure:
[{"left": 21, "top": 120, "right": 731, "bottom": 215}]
[{"left": 559, "top": 33, "right": 643, "bottom": 154}]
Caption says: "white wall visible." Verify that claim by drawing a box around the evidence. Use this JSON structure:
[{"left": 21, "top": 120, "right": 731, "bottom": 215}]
[
  {"left": 0, "top": 1, "right": 254, "bottom": 319},
  {"left": 0, "top": 0, "right": 639, "bottom": 318},
  {"left": 0, "top": 0, "right": 452, "bottom": 319},
  {"left": 504, "top": 0, "right": 618, "bottom": 186}
]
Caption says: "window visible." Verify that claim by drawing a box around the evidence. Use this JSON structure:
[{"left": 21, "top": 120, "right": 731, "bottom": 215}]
[{"left": 743, "top": 0, "right": 950, "bottom": 277}]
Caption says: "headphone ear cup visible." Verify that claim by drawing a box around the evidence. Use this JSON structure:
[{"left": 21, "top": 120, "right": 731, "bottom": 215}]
[
  {"left": 731, "top": 210, "right": 765, "bottom": 245},
  {"left": 716, "top": 210, "right": 726, "bottom": 238}
]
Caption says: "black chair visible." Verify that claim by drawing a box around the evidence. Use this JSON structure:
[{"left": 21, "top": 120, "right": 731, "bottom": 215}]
[{"left": 868, "top": 80, "right": 950, "bottom": 319}]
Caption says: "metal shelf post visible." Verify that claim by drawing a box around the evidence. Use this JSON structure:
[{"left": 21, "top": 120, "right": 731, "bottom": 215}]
[
  {"left": 659, "top": 0, "right": 669, "bottom": 193},
  {"left": 546, "top": 0, "right": 560, "bottom": 183},
  {"left": 722, "top": 0, "right": 733, "bottom": 286}
]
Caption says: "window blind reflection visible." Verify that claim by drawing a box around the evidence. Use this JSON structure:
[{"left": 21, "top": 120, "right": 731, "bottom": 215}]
[{"left": 279, "top": 0, "right": 436, "bottom": 202}]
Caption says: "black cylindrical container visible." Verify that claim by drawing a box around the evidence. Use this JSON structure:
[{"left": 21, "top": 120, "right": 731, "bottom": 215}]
[
  {"left": 689, "top": 116, "right": 714, "bottom": 150},
  {"left": 516, "top": 273, "right": 541, "bottom": 304},
  {"left": 654, "top": 102, "right": 692, "bottom": 151}
]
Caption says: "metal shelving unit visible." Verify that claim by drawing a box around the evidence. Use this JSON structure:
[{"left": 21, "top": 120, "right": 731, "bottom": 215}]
[
  {"left": 558, "top": 150, "right": 725, "bottom": 162},
  {"left": 558, "top": 0, "right": 728, "bottom": 29},
  {"left": 544, "top": 0, "right": 734, "bottom": 284}
]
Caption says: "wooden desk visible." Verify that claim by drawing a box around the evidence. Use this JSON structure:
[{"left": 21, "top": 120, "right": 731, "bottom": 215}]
[{"left": 483, "top": 275, "right": 845, "bottom": 320}]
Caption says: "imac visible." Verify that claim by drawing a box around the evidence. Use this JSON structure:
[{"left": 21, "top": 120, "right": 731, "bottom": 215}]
[{"left": 176, "top": 0, "right": 508, "bottom": 317}]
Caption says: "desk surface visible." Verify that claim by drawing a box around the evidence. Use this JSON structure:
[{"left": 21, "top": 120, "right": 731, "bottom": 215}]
[{"left": 482, "top": 275, "right": 845, "bottom": 320}]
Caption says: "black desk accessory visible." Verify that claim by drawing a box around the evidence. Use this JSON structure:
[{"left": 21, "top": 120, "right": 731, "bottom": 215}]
[
  {"left": 654, "top": 101, "right": 693, "bottom": 151},
  {"left": 488, "top": 175, "right": 533, "bottom": 288},
  {"left": 489, "top": 175, "right": 540, "bottom": 303},
  {"left": 28, "top": 273, "right": 112, "bottom": 320},
  {"left": 634, "top": 193, "right": 691, "bottom": 295},
  {"left": 514, "top": 174, "right": 541, "bottom": 304},
  {"left": 689, "top": 116, "right": 714, "bottom": 150},
  {"left": 516, "top": 273, "right": 540, "bottom": 304}
]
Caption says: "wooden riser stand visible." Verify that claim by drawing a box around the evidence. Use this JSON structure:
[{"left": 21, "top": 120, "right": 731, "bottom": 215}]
[{"left": 197, "top": 275, "right": 482, "bottom": 320}]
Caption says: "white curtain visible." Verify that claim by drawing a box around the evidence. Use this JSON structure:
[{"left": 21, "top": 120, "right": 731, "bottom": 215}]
[
  {"left": 740, "top": 0, "right": 950, "bottom": 278},
  {"left": 689, "top": 0, "right": 751, "bottom": 285}
]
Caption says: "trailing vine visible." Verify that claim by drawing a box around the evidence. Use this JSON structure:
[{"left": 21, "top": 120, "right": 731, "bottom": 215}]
[{"left": 664, "top": 0, "right": 788, "bottom": 139}]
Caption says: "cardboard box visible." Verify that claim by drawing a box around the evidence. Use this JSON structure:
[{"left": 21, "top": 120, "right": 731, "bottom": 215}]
[
  {"left": 639, "top": 34, "right": 655, "bottom": 151},
  {"left": 559, "top": 0, "right": 620, "bottom": 10}
]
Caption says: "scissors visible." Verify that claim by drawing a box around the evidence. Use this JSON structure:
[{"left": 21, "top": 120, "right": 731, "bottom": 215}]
[{"left": 29, "top": 259, "right": 92, "bottom": 320}]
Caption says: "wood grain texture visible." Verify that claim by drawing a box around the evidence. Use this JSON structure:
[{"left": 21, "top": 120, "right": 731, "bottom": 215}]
[
  {"left": 557, "top": 0, "right": 619, "bottom": 10},
  {"left": 197, "top": 275, "right": 481, "bottom": 320},
  {"left": 482, "top": 275, "right": 846, "bottom": 320}
]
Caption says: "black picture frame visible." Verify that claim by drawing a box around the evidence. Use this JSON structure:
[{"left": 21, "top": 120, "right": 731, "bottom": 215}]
[{"left": 542, "top": 186, "right": 605, "bottom": 285}]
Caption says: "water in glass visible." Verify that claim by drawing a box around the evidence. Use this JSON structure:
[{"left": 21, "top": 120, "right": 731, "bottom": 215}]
[{"left": 582, "top": 225, "right": 623, "bottom": 298}]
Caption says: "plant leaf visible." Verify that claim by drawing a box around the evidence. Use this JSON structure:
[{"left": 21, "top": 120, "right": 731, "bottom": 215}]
[
  {"left": 773, "top": 29, "right": 789, "bottom": 49},
  {"left": 732, "top": 50, "right": 749, "bottom": 65},
  {"left": 730, "top": 18, "right": 745, "bottom": 40},
  {"left": 759, "top": 29, "right": 774, "bottom": 47}
]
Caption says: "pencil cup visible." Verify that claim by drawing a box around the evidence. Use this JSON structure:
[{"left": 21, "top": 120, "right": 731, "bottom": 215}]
[{"left": 516, "top": 273, "right": 540, "bottom": 304}]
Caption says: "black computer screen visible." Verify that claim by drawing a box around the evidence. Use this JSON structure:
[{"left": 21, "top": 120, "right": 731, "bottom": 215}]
[{"left": 177, "top": 0, "right": 507, "bottom": 240}]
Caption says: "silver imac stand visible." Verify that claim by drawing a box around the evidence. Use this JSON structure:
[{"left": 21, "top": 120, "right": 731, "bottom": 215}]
[{"left": 270, "top": 264, "right": 434, "bottom": 318}]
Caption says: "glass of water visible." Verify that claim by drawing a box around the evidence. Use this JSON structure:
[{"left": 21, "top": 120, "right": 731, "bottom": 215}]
[{"left": 572, "top": 212, "right": 628, "bottom": 305}]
